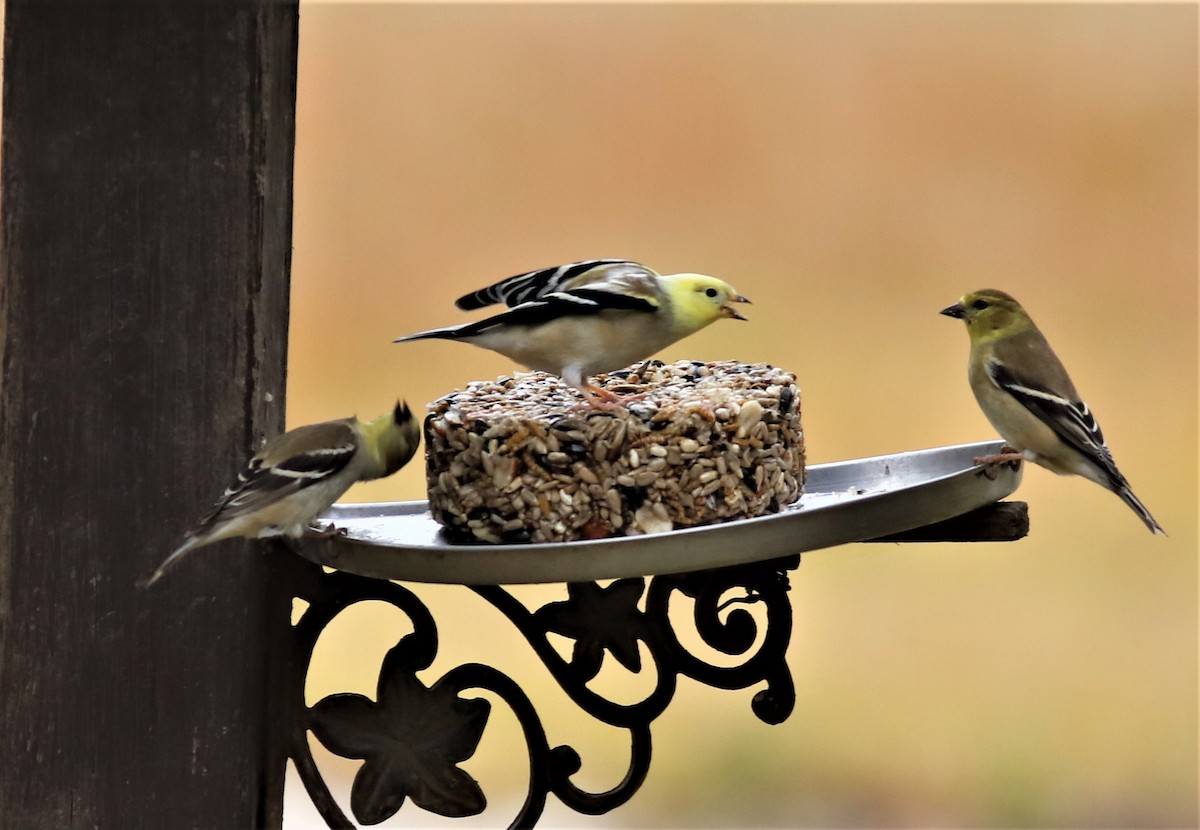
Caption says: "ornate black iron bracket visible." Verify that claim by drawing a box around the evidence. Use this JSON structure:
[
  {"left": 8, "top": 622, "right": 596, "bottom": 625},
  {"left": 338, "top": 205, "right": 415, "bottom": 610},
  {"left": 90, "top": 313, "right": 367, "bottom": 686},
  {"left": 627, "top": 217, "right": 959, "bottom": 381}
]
[
  {"left": 281, "top": 554, "right": 801, "bottom": 828},
  {"left": 282, "top": 500, "right": 1027, "bottom": 827}
]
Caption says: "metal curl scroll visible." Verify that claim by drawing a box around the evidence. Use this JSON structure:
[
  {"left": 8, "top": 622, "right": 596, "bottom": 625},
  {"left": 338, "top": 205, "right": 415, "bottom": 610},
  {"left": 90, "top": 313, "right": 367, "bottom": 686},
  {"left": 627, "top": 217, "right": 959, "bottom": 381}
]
[{"left": 281, "top": 553, "right": 800, "bottom": 828}]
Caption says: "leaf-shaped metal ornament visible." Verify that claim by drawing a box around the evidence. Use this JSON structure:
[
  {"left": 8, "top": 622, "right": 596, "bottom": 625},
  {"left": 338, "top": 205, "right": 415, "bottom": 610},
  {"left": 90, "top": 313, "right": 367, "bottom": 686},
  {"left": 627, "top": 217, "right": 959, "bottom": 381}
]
[
  {"left": 535, "top": 578, "right": 648, "bottom": 679},
  {"left": 309, "top": 645, "right": 491, "bottom": 824}
]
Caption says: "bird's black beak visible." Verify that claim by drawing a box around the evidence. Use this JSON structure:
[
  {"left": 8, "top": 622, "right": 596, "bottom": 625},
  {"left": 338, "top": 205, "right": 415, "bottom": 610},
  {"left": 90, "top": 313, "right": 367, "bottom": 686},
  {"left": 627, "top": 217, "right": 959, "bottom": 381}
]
[
  {"left": 940, "top": 302, "right": 966, "bottom": 319},
  {"left": 720, "top": 295, "right": 751, "bottom": 321}
]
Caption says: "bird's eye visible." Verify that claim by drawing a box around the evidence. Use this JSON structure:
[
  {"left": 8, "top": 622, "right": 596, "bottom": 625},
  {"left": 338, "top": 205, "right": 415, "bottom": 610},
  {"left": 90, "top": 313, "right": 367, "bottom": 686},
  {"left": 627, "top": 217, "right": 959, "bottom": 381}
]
[
  {"left": 971, "top": 299, "right": 989, "bottom": 310},
  {"left": 704, "top": 287, "right": 719, "bottom": 298}
]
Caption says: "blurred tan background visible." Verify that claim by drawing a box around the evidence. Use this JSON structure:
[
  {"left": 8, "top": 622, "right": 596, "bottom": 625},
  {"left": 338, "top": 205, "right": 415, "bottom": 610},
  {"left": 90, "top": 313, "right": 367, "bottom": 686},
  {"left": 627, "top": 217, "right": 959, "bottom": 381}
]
[{"left": 285, "top": 4, "right": 1196, "bottom": 828}]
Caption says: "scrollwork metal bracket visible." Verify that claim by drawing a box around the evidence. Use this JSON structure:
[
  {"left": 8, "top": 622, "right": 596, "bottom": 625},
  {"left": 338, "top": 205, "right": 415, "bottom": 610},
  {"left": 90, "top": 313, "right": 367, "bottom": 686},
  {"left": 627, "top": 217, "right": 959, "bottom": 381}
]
[{"left": 281, "top": 553, "right": 801, "bottom": 828}]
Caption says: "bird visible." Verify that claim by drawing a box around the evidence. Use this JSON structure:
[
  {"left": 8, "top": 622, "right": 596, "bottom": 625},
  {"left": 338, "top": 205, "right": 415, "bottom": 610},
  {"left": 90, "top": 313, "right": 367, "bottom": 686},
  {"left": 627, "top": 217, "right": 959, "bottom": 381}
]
[
  {"left": 395, "top": 259, "right": 751, "bottom": 407},
  {"left": 141, "top": 401, "right": 421, "bottom": 587},
  {"left": 941, "top": 289, "right": 1164, "bottom": 535}
]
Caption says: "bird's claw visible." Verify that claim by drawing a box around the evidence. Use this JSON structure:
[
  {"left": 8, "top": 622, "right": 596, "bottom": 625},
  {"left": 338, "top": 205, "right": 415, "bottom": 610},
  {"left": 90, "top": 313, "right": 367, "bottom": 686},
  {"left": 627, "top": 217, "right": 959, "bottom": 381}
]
[
  {"left": 571, "top": 397, "right": 626, "bottom": 414},
  {"left": 303, "top": 522, "right": 346, "bottom": 539},
  {"left": 972, "top": 448, "right": 1024, "bottom": 479},
  {"left": 571, "top": 382, "right": 629, "bottom": 412}
]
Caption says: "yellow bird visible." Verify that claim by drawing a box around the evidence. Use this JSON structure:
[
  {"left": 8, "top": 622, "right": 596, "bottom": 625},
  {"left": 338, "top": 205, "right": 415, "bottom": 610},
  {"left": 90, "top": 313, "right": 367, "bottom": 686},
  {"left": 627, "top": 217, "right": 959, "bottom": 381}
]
[
  {"left": 141, "top": 402, "right": 421, "bottom": 586},
  {"left": 942, "top": 289, "right": 1163, "bottom": 535},
  {"left": 395, "top": 259, "right": 750, "bottom": 407}
]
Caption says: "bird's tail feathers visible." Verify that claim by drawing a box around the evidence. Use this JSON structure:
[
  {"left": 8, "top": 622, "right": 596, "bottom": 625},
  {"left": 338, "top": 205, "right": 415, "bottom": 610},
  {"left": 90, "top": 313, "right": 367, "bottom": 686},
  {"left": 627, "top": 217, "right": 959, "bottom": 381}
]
[
  {"left": 1115, "top": 485, "right": 1166, "bottom": 536},
  {"left": 394, "top": 325, "right": 468, "bottom": 344},
  {"left": 137, "top": 535, "right": 203, "bottom": 588}
]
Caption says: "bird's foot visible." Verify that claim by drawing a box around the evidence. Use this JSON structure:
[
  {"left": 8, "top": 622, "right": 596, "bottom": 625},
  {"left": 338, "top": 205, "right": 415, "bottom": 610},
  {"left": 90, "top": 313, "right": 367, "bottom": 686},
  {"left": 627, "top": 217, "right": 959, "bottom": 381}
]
[
  {"left": 572, "top": 397, "right": 627, "bottom": 414},
  {"left": 303, "top": 522, "right": 346, "bottom": 539},
  {"left": 573, "top": 382, "right": 629, "bottom": 412},
  {"left": 972, "top": 447, "right": 1024, "bottom": 479}
]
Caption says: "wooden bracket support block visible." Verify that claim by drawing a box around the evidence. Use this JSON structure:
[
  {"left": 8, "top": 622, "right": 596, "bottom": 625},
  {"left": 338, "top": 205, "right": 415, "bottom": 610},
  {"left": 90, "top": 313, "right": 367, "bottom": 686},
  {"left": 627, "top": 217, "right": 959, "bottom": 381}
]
[{"left": 866, "top": 501, "right": 1029, "bottom": 543}]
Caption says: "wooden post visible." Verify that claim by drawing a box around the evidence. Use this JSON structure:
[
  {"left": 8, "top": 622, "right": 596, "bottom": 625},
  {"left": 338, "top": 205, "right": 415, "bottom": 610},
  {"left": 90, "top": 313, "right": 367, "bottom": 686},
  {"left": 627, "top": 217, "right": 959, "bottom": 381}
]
[{"left": 0, "top": 2, "right": 299, "bottom": 827}]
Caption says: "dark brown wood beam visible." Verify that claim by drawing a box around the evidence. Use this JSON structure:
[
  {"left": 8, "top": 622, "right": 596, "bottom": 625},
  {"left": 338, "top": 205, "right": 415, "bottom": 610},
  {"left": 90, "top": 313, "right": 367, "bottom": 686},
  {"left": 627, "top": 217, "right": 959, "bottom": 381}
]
[{"left": 0, "top": 3, "right": 299, "bottom": 826}]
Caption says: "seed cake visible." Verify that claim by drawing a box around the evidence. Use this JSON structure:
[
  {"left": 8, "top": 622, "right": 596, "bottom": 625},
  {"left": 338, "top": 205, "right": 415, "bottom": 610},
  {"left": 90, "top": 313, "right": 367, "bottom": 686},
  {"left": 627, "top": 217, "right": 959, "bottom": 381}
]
[{"left": 424, "top": 360, "right": 804, "bottom": 543}]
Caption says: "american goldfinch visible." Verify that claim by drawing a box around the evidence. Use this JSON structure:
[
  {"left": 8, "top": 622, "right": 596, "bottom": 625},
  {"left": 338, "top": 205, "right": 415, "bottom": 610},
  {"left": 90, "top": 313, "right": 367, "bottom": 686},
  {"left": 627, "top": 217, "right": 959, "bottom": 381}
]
[
  {"left": 395, "top": 259, "right": 751, "bottom": 407},
  {"left": 942, "top": 289, "right": 1164, "bottom": 535},
  {"left": 141, "top": 401, "right": 421, "bottom": 587}
]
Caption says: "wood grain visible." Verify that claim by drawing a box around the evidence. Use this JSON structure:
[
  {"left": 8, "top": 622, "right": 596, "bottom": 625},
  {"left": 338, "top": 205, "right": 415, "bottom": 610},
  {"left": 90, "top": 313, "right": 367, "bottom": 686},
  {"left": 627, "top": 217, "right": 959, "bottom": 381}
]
[{"left": 0, "top": 3, "right": 299, "bottom": 827}]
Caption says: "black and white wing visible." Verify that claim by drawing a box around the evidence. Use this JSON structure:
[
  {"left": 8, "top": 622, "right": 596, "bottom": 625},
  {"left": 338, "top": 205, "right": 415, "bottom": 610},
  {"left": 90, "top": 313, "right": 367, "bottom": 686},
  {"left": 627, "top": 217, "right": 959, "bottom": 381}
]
[
  {"left": 986, "top": 357, "right": 1119, "bottom": 478},
  {"left": 448, "top": 285, "right": 659, "bottom": 338},
  {"left": 196, "top": 420, "right": 359, "bottom": 531},
  {"left": 455, "top": 259, "right": 656, "bottom": 310}
]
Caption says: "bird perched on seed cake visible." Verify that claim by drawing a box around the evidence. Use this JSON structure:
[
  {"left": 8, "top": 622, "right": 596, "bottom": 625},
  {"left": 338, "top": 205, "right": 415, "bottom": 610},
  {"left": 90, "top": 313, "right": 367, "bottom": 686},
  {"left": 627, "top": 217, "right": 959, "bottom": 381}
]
[
  {"left": 395, "top": 259, "right": 750, "bottom": 407},
  {"left": 942, "top": 289, "right": 1163, "bottom": 535},
  {"left": 141, "top": 401, "right": 421, "bottom": 587}
]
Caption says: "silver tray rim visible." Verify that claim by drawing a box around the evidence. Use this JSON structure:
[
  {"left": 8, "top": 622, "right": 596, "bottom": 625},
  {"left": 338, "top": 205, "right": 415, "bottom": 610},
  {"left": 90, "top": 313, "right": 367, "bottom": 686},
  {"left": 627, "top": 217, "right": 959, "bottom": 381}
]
[{"left": 300, "top": 439, "right": 1020, "bottom": 585}]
